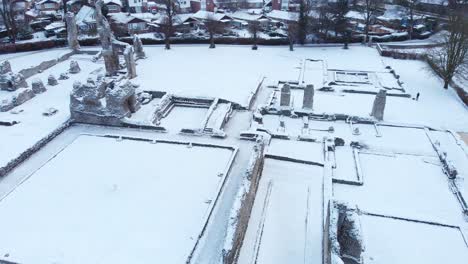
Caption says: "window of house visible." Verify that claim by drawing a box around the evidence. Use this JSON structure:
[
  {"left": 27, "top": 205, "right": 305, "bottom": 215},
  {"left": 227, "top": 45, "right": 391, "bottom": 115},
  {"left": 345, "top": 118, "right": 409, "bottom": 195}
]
[
  {"left": 44, "top": 3, "right": 56, "bottom": 9},
  {"left": 108, "top": 5, "right": 118, "bottom": 11}
]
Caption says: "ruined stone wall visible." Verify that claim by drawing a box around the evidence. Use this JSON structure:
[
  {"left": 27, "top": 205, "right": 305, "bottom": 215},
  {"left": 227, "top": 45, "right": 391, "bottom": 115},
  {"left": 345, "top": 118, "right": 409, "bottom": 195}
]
[
  {"left": 18, "top": 51, "right": 75, "bottom": 79},
  {"left": 223, "top": 142, "right": 266, "bottom": 264},
  {"left": 324, "top": 201, "right": 365, "bottom": 264}
]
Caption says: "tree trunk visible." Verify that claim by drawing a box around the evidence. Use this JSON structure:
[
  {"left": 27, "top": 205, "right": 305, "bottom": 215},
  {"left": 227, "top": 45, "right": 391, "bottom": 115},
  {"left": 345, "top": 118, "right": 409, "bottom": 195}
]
[
  {"left": 364, "top": 28, "right": 369, "bottom": 43},
  {"left": 252, "top": 34, "right": 258, "bottom": 50},
  {"left": 289, "top": 39, "right": 294, "bottom": 51},
  {"left": 444, "top": 79, "right": 450, "bottom": 89},
  {"left": 408, "top": 8, "right": 414, "bottom": 40},
  {"left": 165, "top": 37, "right": 170, "bottom": 49},
  {"left": 209, "top": 34, "right": 215, "bottom": 49}
]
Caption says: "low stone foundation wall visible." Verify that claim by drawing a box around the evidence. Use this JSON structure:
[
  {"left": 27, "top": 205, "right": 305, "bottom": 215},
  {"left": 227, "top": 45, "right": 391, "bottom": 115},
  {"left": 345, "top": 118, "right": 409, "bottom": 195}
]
[
  {"left": 0, "top": 120, "right": 71, "bottom": 178},
  {"left": 18, "top": 50, "right": 75, "bottom": 79}
]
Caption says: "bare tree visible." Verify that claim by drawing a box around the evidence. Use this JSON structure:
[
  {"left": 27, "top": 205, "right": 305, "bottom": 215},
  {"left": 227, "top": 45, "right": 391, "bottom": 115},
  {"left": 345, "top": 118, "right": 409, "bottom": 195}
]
[
  {"left": 401, "top": 0, "right": 420, "bottom": 40},
  {"left": 297, "top": 0, "right": 310, "bottom": 45},
  {"left": 204, "top": 14, "right": 227, "bottom": 49},
  {"left": 362, "top": 0, "right": 382, "bottom": 42},
  {"left": 62, "top": 0, "right": 68, "bottom": 13},
  {"left": 316, "top": 4, "right": 333, "bottom": 41},
  {"left": 330, "top": 0, "right": 349, "bottom": 38},
  {"left": 426, "top": 3, "right": 468, "bottom": 89},
  {"left": 0, "top": 0, "right": 17, "bottom": 43},
  {"left": 287, "top": 21, "right": 298, "bottom": 51},
  {"left": 248, "top": 20, "right": 261, "bottom": 50},
  {"left": 159, "top": 0, "right": 177, "bottom": 50},
  {"left": 238, "top": 0, "right": 249, "bottom": 10}
]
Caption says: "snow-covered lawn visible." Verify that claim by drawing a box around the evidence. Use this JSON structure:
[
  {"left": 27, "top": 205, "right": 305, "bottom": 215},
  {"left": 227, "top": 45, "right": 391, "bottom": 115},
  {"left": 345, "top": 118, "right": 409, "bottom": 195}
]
[
  {"left": 0, "top": 44, "right": 466, "bottom": 264},
  {"left": 137, "top": 45, "right": 468, "bottom": 130},
  {"left": 237, "top": 159, "right": 324, "bottom": 264},
  {"left": 0, "top": 134, "right": 234, "bottom": 264},
  {"left": 362, "top": 214, "right": 468, "bottom": 264},
  {"left": 334, "top": 153, "right": 463, "bottom": 224}
]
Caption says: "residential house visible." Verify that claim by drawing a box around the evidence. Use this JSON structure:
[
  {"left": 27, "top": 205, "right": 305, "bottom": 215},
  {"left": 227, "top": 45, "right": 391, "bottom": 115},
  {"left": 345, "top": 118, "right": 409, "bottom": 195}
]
[
  {"left": 266, "top": 9, "right": 298, "bottom": 28},
  {"left": 200, "top": 0, "right": 215, "bottom": 11},
  {"left": 37, "top": 0, "right": 61, "bottom": 12},
  {"left": 44, "top": 21, "right": 65, "bottom": 37},
  {"left": 178, "top": 0, "right": 192, "bottom": 13},
  {"left": 104, "top": 0, "right": 123, "bottom": 13},
  {"left": 344, "top": 10, "right": 368, "bottom": 24},
  {"left": 192, "top": 10, "right": 232, "bottom": 22},
  {"left": 36, "top": 0, "right": 62, "bottom": 19},
  {"left": 230, "top": 10, "right": 270, "bottom": 29},
  {"left": 128, "top": 0, "right": 147, "bottom": 13},
  {"left": 417, "top": 0, "right": 448, "bottom": 14},
  {"left": 109, "top": 12, "right": 151, "bottom": 36},
  {"left": 10, "top": 0, "right": 33, "bottom": 21},
  {"left": 211, "top": 0, "right": 235, "bottom": 10},
  {"left": 190, "top": 0, "right": 201, "bottom": 13},
  {"left": 245, "top": 0, "right": 268, "bottom": 9},
  {"left": 151, "top": 13, "right": 201, "bottom": 33},
  {"left": 67, "top": 0, "right": 84, "bottom": 13},
  {"left": 76, "top": 5, "right": 97, "bottom": 35},
  {"left": 270, "top": 0, "right": 301, "bottom": 11},
  {"left": 174, "top": 13, "right": 200, "bottom": 32}
]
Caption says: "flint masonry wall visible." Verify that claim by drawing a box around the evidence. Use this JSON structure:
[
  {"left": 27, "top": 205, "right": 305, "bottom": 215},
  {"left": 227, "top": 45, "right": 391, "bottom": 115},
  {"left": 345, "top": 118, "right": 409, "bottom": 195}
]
[
  {"left": 223, "top": 142, "right": 266, "bottom": 264},
  {"left": 0, "top": 121, "right": 71, "bottom": 178},
  {"left": 18, "top": 51, "right": 75, "bottom": 79}
]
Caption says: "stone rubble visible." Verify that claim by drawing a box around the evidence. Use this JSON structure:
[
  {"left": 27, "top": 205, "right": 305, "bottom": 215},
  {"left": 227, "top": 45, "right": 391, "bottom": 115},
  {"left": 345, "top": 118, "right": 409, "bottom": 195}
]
[
  {"left": 31, "top": 78, "right": 47, "bottom": 94},
  {"left": 47, "top": 75, "right": 58, "bottom": 86},
  {"left": 69, "top": 60, "right": 81, "bottom": 74}
]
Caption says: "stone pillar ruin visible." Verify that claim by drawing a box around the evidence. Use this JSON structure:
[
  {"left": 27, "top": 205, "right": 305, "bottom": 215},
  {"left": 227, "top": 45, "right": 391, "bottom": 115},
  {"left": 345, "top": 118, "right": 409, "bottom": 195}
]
[
  {"left": 303, "top": 84, "right": 314, "bottom": 109},
  {"left": 133, "top": 34, "right": 145, "bottom": 59},
  {"left": 96, "top": 0, "right": 120, "bottom": 76},
  {"left": 370, "top": 89, "right": 387, "bottom": 121},
  {"left": 65, "top": 12, "right": 80, "bottom": 51},
  {"left": 124, "top": 46, "right": 137, "bottom": 79},
  {"left": 280, "top": 83, "right": 291, "bottom": 107}
]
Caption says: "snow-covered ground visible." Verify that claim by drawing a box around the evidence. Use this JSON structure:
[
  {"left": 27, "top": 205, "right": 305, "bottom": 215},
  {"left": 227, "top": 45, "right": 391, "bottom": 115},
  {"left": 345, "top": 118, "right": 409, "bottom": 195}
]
[
  {"left": 334, "top": 153, "right": 463, "bottom": 224},
  {"left": 266, "top": 139, "right": 324, "bottom": 164},
  {"left": 237, "top": 158, "right": 324, "bottom": 264},
  {"left": 129, "top": 45, "right": 468, "bottom": 129},
  {"left": 0, "top": 53, "right": 102, "bottom": 170},
  {"left": 0, "top": 48, "right": 71, "bottom": 72},
  {"left": 362, "top": 214, "right": 468, "bottom": 264},
  {"left": 0, "top": 134, "right": 234, "bottom": 264},
  {"left": 0, "top": 44, "right": 467, "bottom": 264},
  {"left": 160, "top": 105, "right": 208, "bottom": 131}
]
